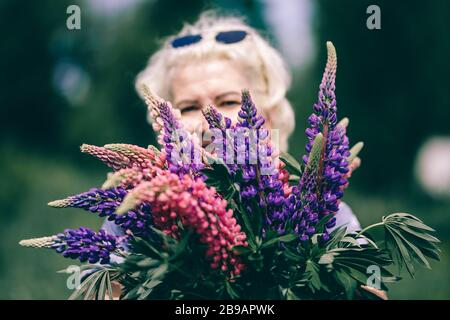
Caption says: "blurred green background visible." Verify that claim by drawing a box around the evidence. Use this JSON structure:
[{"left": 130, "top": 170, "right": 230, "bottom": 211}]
[{"left": 1, "top": 0, "right": 449, "bottom": 299}]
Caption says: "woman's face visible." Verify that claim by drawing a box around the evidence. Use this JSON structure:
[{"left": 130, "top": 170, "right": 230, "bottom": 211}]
[{"left": 170, "top": 58, "right": 250, "bottom": 134}]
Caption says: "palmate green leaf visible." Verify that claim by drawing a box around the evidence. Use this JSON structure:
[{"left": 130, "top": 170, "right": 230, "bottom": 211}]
[
  {"left": 317, "top": 227, "right": 399, "bottom": 293},
  {"left": 381, "top": 213, "right": 441, "bottom": 278},
  {"left": 84, "top": 271, "right": 104, "bottom": 300},
  {"left": 96, "top": 271, "right": 114, "bottom": 300},
  {"left": 397, "top": 224, "right": 439, "bottom": 243},
  {"left": 68, "top": 270, "right": 100, "bottom": 300},
  {"left": 106, "top": 272, "right": 114, "bottom": 300},
  {"left": 388, "top": 226, "right": 429, "bottom": 270},
  {"left": 325, "top": 226, "right": 348, "bottom": 250},
  {"left": 279, "top": 152, "right": 302, "bottom": 177},
  {"left": 68, "top": 267, "right": 118, "bottom": 300},
  {"left": 333, "top": 268, "right": 357, "bottom": 299},
  {"left": 305, "top": 260, "right": 324, "bottom": 293},
  {"left": 319, "top": 246, "right": 398, "bottom": 294},
  {"left": 339, "top": 236, "right": 362, "bottom": 248}
]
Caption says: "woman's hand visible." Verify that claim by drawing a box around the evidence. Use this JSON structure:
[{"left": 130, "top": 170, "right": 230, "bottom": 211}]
[{"left": 360, "top": 285, "right": 388, "bottom": 300}]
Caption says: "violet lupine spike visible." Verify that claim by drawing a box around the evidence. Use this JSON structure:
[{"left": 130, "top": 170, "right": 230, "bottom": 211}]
[
  {"left": 230, "top": 90, "right": 286, "bottom": 236},
  {"left": 202, "top": 104, "right": 237, "bottom": 172},
  {"left": 48, "top": 188, "right": 154, "bottom": 239},
  {"left": 284, "top": 134, "right": 323, "bottom": 241},
  {"left": 286, "top": 41, "right": 351, "bottom": 242},
  {"left": 142, "top": 85, "right": 203, "bottom": 176},
  {"left": 202, "top": 104, "right": 228, "bottom": 130},
  {"left": 80, "top": 144, "right": 131, "bottom": 171},
  {"left": 237, "top": 90, "right": 266, "bottom": 129},
  {"left": 159, "top": 101, "right": 192, "bottom": 174},
  {"left": 20, "top": 227, "right": 120, "bottom": 264},
  {"left": 140, "top": 85, "right": 166, "bottom": 133}
]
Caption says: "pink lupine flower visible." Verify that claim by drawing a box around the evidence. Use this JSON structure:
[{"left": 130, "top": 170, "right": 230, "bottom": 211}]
[
  {"left": 81, "top": 143, "right": 166, "bottom": 171},
  {"left": 117, "top": 171, "right": 247, "bottom": 277},
  {"left": 103, "top": 144, "right": 166, "bottom": 169},
  {"left": 277, "top": 160, "right": 292, "bottom": 197},
  {"left": 81, "top": 143, "right": 167, "bottom": 188},
  {"left": 102, "top": 167, "right": 147, "bottom": 189},
  {"left": 80, "top": 144, "right": 131, "bottom": 171}
]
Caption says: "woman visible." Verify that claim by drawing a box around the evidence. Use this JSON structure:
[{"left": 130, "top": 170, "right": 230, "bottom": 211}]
[{"left": 102, "top": 11, "right": 383, "bottom": 299}]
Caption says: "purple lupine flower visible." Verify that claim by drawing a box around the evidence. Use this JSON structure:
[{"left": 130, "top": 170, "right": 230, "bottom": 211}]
[
  {"left": 48, "top": 187, "right": 154, "bottom": 239},
  {"left": 56, "top": 227, "right": 119, "bottom": 264},
  {"left": 205, "top": 90, "right": 285, "bottom": 236},
  {"left": 239, "top": 92, "right": 285, "bottom": 235},
  {"left": 284, "top": 150, "right": 321, "bottom": 241},
  {"left": 202, "top": 105, "right": 237, "bottom": 173},
  {"left": 19, "top": 227, "right": 120, "bottom": 264},
  {"left": 156, "top": 101, "right": 204, "bottom": 176},
  {"left": 286, "top": 42, "right": 350, "bottom": 242}
]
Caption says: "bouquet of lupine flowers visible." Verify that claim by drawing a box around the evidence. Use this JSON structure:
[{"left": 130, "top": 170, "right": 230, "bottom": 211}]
[{"left": 20, "top": 42, "right": 440, "bottom": 300}]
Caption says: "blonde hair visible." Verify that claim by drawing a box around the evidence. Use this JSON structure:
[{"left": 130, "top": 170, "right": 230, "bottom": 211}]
[{"left": 135, "top": 11, "right": 295, "bottom": 151}]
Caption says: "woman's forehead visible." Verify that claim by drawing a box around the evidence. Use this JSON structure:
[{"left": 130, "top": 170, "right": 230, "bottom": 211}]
[{"left": 171, "top": 59, "right": 249, "bottom": 101}]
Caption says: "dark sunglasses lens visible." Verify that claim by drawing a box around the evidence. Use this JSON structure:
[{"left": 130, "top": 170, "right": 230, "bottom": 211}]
[
  {"left": 171, "top": 34, "right": 202, "bottom": 48},
  {"left": 215, "top": 30, "right": 247, "bottom": 44}
]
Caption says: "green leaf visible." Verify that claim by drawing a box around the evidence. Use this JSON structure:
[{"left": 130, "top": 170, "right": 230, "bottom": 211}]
[
  {"left": 389, "top": 227, "right": 430, "bottom": 269},
  {"left": 340, "top": 236, "right": 362, "bottom": 248},
  {"left": 283, "top": 247, "right": 303, "bottom": 263},
  {"left": 334, "top": 268, "right": 356, "bottom": 299},
  {"left": 202, "top": 156, "right": 236, "bottom": 200},
  {"left": 305, "top": 133, "right": 324, "bottom": 174},
  {"left": 232, "top": 245, "right": 252, "bottom": 254},
  {"left": 261, "top": 233, "right": 298, "bottom": 249},
  {"left": 98, "top": 272, "right": 107, "bottom": 300},
  {"left": 84, "top": 270, "right": 105, "bottom": 300},
  {"left": 305, "top": 260, "right": 322, "bottom": 292},
  {"left": 397, "top": 224, "right": 440, "bottom": 243},
  {"left": 326, "top": 226, "right": 348, "bottom": 249},
  {"left": 280, "top": 152, "right": 302, "bottom": 176},
  {"left": 106, "top": 272, "right": 113, "bottom": 300},
  {"left": 386, "top": 226, "right": 415, "bottom": 277},
  {"left": 381, "top": 212, "right": 440, "bottom": 277},
  {"left": 284, "top": 288, "right": 301, "bottom": 300},
  {"left": 68, "top": 270, "right": 100, "bottom": 300},
  {"left": 225, "top": 281, "right": 240, "bottom": 299}
]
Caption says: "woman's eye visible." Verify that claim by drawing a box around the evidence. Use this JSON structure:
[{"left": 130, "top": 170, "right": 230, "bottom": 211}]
[
  {"left": 220, "top": 100, "right": 240, "bottom": 107},
  {"left": 181, "top": 106, "right": 198, "bottom": 114}
]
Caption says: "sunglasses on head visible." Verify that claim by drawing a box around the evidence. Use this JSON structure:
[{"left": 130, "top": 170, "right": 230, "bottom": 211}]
[{"left": 170, "top": 30, "right": 248, "bottom": 48}]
